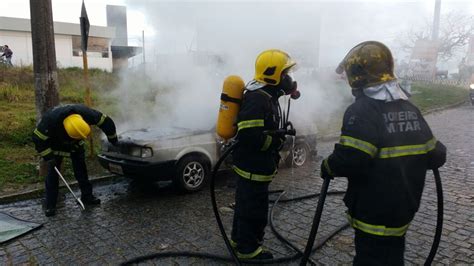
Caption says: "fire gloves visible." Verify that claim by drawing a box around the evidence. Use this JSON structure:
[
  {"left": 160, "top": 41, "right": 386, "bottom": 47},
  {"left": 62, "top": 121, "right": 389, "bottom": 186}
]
[
  {"left": 320, "top": 159, "right": 335, "bottom": 180},
  {"left": 108, "top": 136, "right": 119, "bottom": 146},
  {"left": 269, "top": 135, "right": 286, "bottom": 152},
  {"left": 42, "top": 153, "right": 56, "bottom": 164},
  {"left": 427, "top": 141, "right": 447, "bottom": 170}
]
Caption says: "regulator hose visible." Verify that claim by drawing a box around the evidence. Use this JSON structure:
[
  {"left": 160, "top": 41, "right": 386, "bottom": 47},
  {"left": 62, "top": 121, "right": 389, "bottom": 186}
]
[{"left": 424, "top": 168, "right": 443, "bottom": 265}]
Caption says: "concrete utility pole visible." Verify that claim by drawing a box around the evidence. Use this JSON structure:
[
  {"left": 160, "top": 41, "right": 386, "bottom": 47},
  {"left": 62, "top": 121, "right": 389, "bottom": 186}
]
[
  {"left": 29, "top": 0, "right": 60, "bottom": 175},
  {"left": 30, "top": 0, "right": 59, "bottom": 121},
  {"left": 432, "top": 0, "right": 441, "bottom": 41},
  {"left": 142, "top": 30, "right": 146, "bottom": 64}
]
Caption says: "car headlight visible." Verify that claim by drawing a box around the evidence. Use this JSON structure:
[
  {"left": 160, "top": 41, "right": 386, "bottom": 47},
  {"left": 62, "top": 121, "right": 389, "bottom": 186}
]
[
  {"left": 128, "top": 146, "right": 153, "bottom": 158},
  {"left": 129, "top": 146, "right": 142, "bottom": 157},
  {"left": 470, "top": 84, "right": 474, "bottom": 90},
  {"left": 141, "top": 147, "right": 153, "bottom": 158}
]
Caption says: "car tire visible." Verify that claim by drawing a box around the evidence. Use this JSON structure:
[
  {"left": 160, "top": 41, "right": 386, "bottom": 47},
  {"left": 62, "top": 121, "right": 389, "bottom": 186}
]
[
  {"left": 285, "top": 143, "right": 309, "bottom": 168},
  {"left": 174, "top": 155, "right": 210, "bottom": 192}
]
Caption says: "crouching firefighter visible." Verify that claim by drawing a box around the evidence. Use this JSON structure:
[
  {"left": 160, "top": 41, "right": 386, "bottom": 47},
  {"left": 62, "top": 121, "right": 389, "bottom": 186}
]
[
  {"left": 321, "top": 41, "right": 447, "bottom": 265},
  {"left": 230, "top": 49, "right": 299, "bottom": 260},
  {"left": 32, "top": 104, "right": 118, "bottom": 217}
]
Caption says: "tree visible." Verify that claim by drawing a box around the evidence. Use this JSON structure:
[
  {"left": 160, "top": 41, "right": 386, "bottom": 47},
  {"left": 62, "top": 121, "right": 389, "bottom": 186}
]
[{"left": 400, "top": 11, "right": 474, "bottom": 61}]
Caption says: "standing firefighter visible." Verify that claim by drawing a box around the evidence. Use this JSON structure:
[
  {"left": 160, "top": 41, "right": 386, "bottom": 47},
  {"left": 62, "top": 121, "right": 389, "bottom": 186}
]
[
  {"left": 230, "top": 49, "right": 299, "bottom": 260},
  {"left": 32, "top": 104, "right": 118, "bottom": 217},
  {"left": 322, "top": 41, "right": 446, "bottom": 265}
]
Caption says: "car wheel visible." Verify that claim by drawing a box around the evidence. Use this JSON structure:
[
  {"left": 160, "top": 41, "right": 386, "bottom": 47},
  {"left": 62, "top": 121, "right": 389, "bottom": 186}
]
[
  {"left": 286, "top": 143, "right": 309, "bottom": 168},
  {"left": 174, "top": 155, "right": 209, "bottom": 192}
]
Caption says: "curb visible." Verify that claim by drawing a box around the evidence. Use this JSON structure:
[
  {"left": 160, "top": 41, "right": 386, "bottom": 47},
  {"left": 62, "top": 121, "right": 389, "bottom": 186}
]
[
  {"left": 0, "top": 174, "right": 119, "bottom": 204},
  {"left": 422, "top": 100, "right": 467, "bottom": 115}
]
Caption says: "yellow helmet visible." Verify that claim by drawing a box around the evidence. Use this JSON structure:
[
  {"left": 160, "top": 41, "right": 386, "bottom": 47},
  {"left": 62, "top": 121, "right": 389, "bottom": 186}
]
[
  {"left": 339, "top": 41, "right": 395, "bottom": 89},
  {"left": 63, "top": 114, "right": 91, "bottom": 140},
  {"left": 254, "top": 49, "right": 296, "bottom": 86}
]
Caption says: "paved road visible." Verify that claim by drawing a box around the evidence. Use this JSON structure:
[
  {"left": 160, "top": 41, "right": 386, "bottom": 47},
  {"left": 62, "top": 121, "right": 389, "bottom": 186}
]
[{"left": 1, "top": 105, "right": 473, "bottom": 265}]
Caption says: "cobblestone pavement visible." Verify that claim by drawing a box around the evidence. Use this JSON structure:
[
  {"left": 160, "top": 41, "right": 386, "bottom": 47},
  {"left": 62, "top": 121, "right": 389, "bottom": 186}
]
[{"left": 1, "top": 105, "right": 473, "bottom": 265}]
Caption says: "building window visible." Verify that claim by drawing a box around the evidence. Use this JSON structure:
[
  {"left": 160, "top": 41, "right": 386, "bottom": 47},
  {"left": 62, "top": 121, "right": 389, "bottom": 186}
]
[{"left": 72, "top": 36, "right": 109, "bottom": 58}]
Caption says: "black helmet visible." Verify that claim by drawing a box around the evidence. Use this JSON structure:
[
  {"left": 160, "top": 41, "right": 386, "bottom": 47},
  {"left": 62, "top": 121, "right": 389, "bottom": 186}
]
[{"left": 338, "top": 41, "right": 395, "bottom": 89}]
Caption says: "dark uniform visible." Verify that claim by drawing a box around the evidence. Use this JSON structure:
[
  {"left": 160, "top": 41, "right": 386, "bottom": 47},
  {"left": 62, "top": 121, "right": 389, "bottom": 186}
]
[
  {"left": 322, "top": 93, "right": 446, "bottom": 265},
  {"left": 1, "top": 45, "right": 13, "bottom": 66},
  {"left": 32, "top": 104, "right": 117, "bottom": 210},
  {"left": 230, "top": 86, "right": 284, "bottom": 258}
]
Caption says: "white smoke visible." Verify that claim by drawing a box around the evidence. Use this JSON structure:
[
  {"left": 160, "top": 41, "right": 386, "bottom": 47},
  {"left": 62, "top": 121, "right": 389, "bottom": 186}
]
[{"left": 109, "top": 0, "right": 444, "bottom": 135}]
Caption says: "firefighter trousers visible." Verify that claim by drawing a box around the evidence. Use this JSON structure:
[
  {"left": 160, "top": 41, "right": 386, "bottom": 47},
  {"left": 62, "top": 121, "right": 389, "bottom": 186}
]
[
  {"left": 231, "top": 174, "right": 270, "bottom": 255},
  {"left": 353, "top": 228, "right": 405, "bottom": 266},
  {"left": 45, "top": 152, "right": 92, "bottom": 208}
]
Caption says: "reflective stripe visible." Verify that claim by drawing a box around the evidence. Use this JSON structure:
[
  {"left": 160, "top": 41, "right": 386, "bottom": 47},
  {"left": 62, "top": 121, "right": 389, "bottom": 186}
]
[
  {"left": 261, "top": 135, "right": 272, "bottom": 151},
  {"left": 237, "top": 119, "right": 264, "bottom": 131},
  {"left": 378, "top": 138, "right": 436, "bottom": 159},
  {"left": 53, "top": 151, "right": 70, "bottom": 157},
  {"left": 323, "top": 159, "right": 334, "bottom": 176},
  {"left": 107, "top": 133, "right": 117, "bottom": 139},
  {"left": 39, "top": 148, "right": 52, "bottom": 157},
  {"left": 34, "top": 129, "right": 48, "bottom": 140},
  {"left": 232, "top": 165, "right": 275, "bottom": 182},
  {"left": 230, "top": 239, "right": 237, "bottom": 248},
  {"left": 347, "top": 214, "right": 409, "bottom": 237},
  {"left": 237, "top": 246, "right": 263, "bottom": 259},
  {"left": 340, "top": 135, "right": 378, "bottom": 158},
  {"left": 97, "top": 114, "right": 107, "bottom": 126}
]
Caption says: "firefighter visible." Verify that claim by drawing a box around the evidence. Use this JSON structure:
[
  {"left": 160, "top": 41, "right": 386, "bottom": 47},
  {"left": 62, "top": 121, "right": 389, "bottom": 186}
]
[
  {"left": 321, "top": 41, "right": 446, "bottom": 265},
  {"left": 230, "top": 49, "right": 298, "bottom": 260},
  {"left": 32, "top": 104, "right": 118, "bottom": 217}
]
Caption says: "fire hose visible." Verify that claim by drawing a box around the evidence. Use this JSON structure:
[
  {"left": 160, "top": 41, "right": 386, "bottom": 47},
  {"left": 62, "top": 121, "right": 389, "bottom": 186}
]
[{"left": 121, "top": 148, "right": 443, "bottom": 265}]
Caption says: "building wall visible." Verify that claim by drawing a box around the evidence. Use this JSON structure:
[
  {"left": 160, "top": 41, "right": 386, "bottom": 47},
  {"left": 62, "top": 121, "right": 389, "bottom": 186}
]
[{"left": 0, "top": 30, "right": 113, "bottom": 71}]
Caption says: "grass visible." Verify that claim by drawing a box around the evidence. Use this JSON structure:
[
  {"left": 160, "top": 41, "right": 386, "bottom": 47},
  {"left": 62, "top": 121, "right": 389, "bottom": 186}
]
[
  {"left": 410, "top": 82, "right": 468, "bottom": 112},
  {"left": 0, "top": 66, "right": 469, "bottom": 193}
]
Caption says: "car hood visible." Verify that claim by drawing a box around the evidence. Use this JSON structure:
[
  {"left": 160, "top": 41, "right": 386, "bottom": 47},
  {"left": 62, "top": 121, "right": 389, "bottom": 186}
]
[{"left": 118, "top": 127, "right": 212, "bottom": 145}]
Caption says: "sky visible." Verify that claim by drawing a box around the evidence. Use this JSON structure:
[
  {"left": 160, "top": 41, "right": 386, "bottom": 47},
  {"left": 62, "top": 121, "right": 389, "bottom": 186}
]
[{"left": 1, "top": 0, "right": 473, "bottom": 68}]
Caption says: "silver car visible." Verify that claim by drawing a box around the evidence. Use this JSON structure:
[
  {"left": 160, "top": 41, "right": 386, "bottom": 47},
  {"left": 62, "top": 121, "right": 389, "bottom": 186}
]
[{"left": 98, "top": 126, "right": 317, "bottom": 192}]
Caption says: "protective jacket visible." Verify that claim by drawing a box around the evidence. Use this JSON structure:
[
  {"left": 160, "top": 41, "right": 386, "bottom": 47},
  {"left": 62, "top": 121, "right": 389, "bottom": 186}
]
[
  {"left": 323, "top": 94, "right": 446, "bottom": 237},
  {"left": 232, "top": 86, "right": 282, "bottom": 182},
  {"left": 33, "top": 104, "right": 117, "bottom": 160}
]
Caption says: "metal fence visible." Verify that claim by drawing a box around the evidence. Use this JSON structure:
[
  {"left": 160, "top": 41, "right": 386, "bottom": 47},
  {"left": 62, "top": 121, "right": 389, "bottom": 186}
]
[{"left": 403, "top": 76, "right": 470, "bottom": 87}]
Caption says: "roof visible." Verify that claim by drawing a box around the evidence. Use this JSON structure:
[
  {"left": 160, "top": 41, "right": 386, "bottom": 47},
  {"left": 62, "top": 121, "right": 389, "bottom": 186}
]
[{"left": 0, "top": 16, "right": 115, "bottom": 39}]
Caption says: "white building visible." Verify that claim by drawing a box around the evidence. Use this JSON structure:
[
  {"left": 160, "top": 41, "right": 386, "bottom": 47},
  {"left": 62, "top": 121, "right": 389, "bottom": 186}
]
[{"left": 0, "top": 16, "right": 116, "bottom": 71}]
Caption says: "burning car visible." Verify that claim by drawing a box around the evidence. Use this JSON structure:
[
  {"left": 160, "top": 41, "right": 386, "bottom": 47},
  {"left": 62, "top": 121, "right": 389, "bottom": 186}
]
[{"left": 98, "top": 126, "right": 317, "bottom": 192}]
